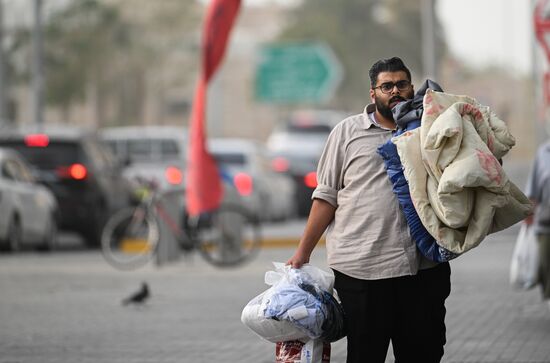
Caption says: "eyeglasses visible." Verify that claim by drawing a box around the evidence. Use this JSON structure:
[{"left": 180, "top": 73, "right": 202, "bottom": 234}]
[{"left": 373, "top": 80, "right": 411, "bottom": 94}]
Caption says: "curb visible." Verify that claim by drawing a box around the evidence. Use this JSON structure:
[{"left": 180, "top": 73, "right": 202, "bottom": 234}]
[{"left": 261, "top": 237, "right": 326, "bottom": 249}]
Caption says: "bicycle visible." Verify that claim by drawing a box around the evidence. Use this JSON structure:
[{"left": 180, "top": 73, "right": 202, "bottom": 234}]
[{"left": 101, "top": 180, "right": 262, "bottom": 270}]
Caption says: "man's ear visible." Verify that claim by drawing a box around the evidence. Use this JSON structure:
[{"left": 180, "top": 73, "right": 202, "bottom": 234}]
[{"left": 369, "top": 88, "right": 375, "bottom": 103}]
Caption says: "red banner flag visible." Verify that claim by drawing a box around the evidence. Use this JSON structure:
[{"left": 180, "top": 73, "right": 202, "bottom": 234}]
[{"left": 186, "top": 0, "right": 241, "bottom": 216}]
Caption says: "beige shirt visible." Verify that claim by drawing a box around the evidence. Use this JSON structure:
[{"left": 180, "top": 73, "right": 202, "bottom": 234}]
[{"left": 312, "top": 104, "right": 426, "bottom": 280}]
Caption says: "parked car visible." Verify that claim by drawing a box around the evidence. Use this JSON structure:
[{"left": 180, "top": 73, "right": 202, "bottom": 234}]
[
  {"left": 100, "top": 126, "right": 188, "bottom": 192},
  {"left": 0, "top": 125, "right": 133, "bottom": 247},
  {"left": 100, "top": 126, "right": 245, "bottom": 221},
  {"left": 0, "top": 148, "right": 59, "bottom": 252},
  {"left": 209, "top": 138, "right": 296, "bottom": 221},
  {"left": 266, "top": 109, "right": 346, "bottom": 217}
]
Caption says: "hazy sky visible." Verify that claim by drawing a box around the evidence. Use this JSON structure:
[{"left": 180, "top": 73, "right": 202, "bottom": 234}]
[
  {"left": 4, "top": 0, "right": 538, "bottom": 75},
  {"left": 245, "top": 0, "right": 537, "bottom": 74},
  {"left": 436, "top": 0, "right": 534, "bottom": 74}
]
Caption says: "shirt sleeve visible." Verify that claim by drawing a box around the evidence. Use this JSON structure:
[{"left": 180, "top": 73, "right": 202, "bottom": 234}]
[{"left": 311, "top": 124, "right": 345, "bottom": 208}]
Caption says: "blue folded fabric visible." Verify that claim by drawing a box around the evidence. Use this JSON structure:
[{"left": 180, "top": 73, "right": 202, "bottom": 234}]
[{"left": 376, "top": 80, "right": 459, "bottom": 263}]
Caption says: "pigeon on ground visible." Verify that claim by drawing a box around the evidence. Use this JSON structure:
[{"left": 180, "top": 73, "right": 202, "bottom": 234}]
[{"left": 122, "top": 282, "right": 150, "bottom": 306}]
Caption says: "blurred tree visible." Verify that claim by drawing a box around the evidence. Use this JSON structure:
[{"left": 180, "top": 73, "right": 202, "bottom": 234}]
[
  {"left": 10, "top": 0, "right": 201, "bottom": 126},
  {"left": 1, "top": 26, "right": 28, "bottom": 122},
  {"left": 41, "top": 0, "right": 139, "bottom": 124},
  {"left": 106, "top": 0, "right": 202, "bottom": 125},
  {"left": 277, "top": 0, "right": 447, "bottom": 110}
]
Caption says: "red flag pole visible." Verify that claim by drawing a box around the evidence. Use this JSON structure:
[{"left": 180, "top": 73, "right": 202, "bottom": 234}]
[{"left": 186, "top": 0, "right": 241, "bottom": 216}]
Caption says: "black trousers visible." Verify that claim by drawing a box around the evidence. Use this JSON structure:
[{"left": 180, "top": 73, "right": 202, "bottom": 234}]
[{"left": 334, "top": 263, "right": 451, "bottom": 363}]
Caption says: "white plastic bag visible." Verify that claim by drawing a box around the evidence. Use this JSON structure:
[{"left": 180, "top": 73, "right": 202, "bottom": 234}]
[
  {"left": 261, "top": 263, "right": 335, "bottom": 339},
  {"left": 264, "top": 262, "right": 334, "bottom": 294},
  {"left": 241, "top": 291, "right": 308, "bottom": 343},
  {"left": 241, "top": 262, "right": 336, "bottom": 343},
  {"left": 510, "top": 223, "right": 539, "bottom": 289}
]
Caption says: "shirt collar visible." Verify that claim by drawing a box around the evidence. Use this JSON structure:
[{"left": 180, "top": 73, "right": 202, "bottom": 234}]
[
  {"left": 363, "top": 104, "right": 395, "bottom": 131},
  {"left": 362, "top": 104, "right": 377, "bottom": 130}
]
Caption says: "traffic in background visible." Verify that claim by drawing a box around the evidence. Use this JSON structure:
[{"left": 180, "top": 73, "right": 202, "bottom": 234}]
[{"left": 0, "top": 109, "right": 344, "bottom": 252}]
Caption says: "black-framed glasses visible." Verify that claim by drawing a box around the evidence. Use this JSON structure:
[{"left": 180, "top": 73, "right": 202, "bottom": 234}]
[{"left": 373, "top": 80, "right": 411, "bottom": 94}]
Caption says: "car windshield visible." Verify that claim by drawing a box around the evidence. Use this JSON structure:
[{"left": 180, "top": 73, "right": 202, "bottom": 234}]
[
  {"left": 212, "top": 152, "right": 246, "bottom": 166},
  {"left": 109, "top": 139, "right": 181, "bottom": 162},
  {"left": 0, "top": 142, "right": 81, "bottom": 170},
  {"left": 128, "top": 140, "right": 154, "bottom": 158},
  {"left": 267, "top": 131, "right": 327, "bottom": 156},
  {"left": 285, "top": 123, "right": 332, "bottom": 134}
]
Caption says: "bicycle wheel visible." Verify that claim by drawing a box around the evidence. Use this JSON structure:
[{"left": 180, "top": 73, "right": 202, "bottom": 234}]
[
  {"left": 194, "top": 204, "right": 261, "bottom": 267},
  {"left": 101, "top": 207, "right": 159, "bottom": 270}
]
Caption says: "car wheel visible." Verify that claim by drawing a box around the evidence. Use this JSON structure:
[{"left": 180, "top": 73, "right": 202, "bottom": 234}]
[
  {"left": 259, "top": 193, "right": 273, "bottom": 222},
  {"left": 6, "top": 218, "right": 22, "bottom": 252},
  {"left": 83, "top": 228, "right": 102, "bottom": 248},
  {"left": 40, "top": 214, "right": 58, "bottom": 252},
  {"left": 83, "top": 202, "right": 107, "bottom": 248}
]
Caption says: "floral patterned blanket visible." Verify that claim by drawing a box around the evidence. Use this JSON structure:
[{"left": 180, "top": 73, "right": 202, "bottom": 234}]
[{"left": 393, "top": 89, "right": 532, "bottom": 254}]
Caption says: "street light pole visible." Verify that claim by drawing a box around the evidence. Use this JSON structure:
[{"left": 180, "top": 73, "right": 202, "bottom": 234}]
[
  {"left": 32, "top": 0, "right": 44, "bottom": 126},
  {"left": 0, "top": 0, "right": 6, "bottom": 124},
  {"left": 421, "top": 0, "right": 437, "bottom": 81},
  {"left": 534, "top": 0, "right": 550, "bottom": 140},
  {"left": 533, "top": 0, "right": 545, "bottom": 144}
]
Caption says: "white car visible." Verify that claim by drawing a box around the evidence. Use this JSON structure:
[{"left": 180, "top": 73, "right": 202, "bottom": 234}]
[
  {"left": 266, "top": 109, "right": 345, "bottom": 157},
  {"left": 209, "top": 138, "right": 296, "bottom": 221},
  {"left": 100, "top": 126, "right": 188, "bottom": 191},
  {"left": 0, "top": 148, "right": 58, "bottom": 251},
  {"left": 100, "top": 126, "right": 244, "bottom": 215},
  {"left": 266, "top": 109, "right": 346, "bottom": 217}
]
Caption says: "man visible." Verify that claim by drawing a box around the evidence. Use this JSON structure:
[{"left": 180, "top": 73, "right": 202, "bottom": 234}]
[
  {"left": 287, "top": 57, "right": 451, "bottom": 362},
  {"left": 525, "top": 140, "right": 550, "bottom": 311}
]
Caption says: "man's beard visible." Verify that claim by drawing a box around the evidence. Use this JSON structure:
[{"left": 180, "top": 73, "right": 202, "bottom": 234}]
[
  {"left": 374, "top": 94, "right": 410, "bottom": 120},
  {"left": 375, "top": 97, "right": 394, "bottom": 120}
]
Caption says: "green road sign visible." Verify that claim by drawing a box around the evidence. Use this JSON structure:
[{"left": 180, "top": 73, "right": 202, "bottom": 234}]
[{"left": 255, "top": 42, "right": 343, "bottom": 104}]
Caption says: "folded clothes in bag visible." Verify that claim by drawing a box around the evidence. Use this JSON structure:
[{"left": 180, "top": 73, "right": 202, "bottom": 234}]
[
  {"left": 241, "top": 262, "right": 346, "bottom": 343},
  {"left": 241, "top": 291, "right": 308, "bottom": 343}
]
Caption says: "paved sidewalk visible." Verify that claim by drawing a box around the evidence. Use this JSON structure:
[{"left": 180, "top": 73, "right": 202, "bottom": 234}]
[
  {"left": 0, "top": 223, "right": 549, "bottom": 363},
  {"left": 441, "top": 226, "right": 550, "bottom": 363}
]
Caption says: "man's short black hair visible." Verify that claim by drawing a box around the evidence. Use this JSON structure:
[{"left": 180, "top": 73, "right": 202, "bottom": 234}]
[{"left": 369, "top": 57, "right": 411, "bottom": 88}]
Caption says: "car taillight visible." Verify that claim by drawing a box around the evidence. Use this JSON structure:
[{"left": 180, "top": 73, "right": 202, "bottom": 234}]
[
  {"left": 304, "top": 171, "right": 317, "bottom": 188},
  {"left": 271, "top": 157, "right": 289, "bottom": 172},
  {"left": 25, "top": 134, "right": 49, "bottom": 147},
  {"left": 165, "top": 166, "right": 183, "bottom": 185},
  {"left": 234, "top": 172, "right": 253, "bottom": 196},
  {"left": 57, "top": 163, "right": 88, "bottom": 180}
]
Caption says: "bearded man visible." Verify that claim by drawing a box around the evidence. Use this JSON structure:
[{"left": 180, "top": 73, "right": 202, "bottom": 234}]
[{"left": 287, "top": 57, "right": 451, "bottom": 363}]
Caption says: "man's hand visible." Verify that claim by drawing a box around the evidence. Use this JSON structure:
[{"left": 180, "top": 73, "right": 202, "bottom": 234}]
[
  {"left": 286, "top": 249, "right": 310, "bottom": 269},
  {"left": 525, "top": 199, "right": 536, "bottom": 226}
]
